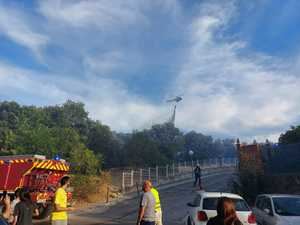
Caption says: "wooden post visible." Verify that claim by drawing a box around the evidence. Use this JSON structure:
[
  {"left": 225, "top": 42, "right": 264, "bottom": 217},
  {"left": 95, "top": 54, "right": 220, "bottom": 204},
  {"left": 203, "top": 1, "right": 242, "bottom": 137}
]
[{"left": 106, "top": 185, "right": 110, "bottom": 203}]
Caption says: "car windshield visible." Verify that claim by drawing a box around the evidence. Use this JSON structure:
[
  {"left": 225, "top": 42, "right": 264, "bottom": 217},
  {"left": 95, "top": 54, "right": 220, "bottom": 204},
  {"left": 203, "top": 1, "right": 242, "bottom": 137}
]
[
  {"left": 203, "top": 197, "right": 250, "bottom": 211},
  {"left": 273, "top": 197, "right": 300, "bottom": 216}
]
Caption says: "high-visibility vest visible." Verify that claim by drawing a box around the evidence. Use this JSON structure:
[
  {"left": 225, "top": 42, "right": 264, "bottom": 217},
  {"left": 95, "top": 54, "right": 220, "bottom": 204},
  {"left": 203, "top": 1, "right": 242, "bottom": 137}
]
[{"left": 151, "top": 188, "right": 161, "bottom": 212}]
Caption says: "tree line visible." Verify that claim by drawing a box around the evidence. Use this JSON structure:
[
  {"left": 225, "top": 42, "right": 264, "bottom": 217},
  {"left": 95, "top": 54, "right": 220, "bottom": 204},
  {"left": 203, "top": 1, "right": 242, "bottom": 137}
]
[{"left": 0, "top": 100, "right": 236, "bottom": 174}]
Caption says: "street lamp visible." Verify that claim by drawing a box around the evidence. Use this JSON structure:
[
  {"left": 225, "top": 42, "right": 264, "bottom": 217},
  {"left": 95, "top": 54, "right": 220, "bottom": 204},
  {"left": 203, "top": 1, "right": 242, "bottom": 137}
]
[{"left": 188, "top": 150, "right": 194, "bottom": 167}]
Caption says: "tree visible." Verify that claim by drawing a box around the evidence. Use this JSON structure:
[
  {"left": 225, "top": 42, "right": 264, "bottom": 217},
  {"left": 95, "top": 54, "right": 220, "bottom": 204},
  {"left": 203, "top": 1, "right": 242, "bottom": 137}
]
[
  {"left": 69, "top": 146, "right": 101, "bottom": 175},
  {"left": 87, "top": 121, "right": 122, "bottom": 168},
  {"left": 147, "top": 123, "right": 184, "bottom": 161},
  {"left": 125, "top": 131, "right": 166, "bottom": 167},
  {"left": 62, "top": 100, "right": 89, "bottom": 139},
  {"left": 184, "top": 131, "right": 214, "bottom": 160},
  {"left": 279, "top": 126, "right": 300, "bottom": 144}
]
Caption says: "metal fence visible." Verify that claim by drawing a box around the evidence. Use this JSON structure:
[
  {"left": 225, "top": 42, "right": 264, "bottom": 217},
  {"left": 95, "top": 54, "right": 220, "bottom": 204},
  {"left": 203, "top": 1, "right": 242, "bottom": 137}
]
[{"left": 115, "top": 157, "right": 237, "bottom": 193}]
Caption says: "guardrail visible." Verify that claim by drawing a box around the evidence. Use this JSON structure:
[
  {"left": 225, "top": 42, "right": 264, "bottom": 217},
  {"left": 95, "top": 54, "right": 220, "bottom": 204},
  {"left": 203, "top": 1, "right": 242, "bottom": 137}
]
[{"left": 119, "top": 157, "right": 238, "bottom": 193}]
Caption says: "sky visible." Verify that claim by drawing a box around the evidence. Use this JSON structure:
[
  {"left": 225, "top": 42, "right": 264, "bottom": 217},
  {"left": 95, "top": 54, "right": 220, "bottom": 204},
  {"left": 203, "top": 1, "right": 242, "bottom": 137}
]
[{"left": 1, "top": 0, "right": 300, "bottom": 142}]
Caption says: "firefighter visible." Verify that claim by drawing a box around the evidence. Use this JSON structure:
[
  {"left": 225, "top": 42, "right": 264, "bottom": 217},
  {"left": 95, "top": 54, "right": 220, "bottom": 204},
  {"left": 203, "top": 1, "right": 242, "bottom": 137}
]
[{"left": 150, "top": 182, "right": 163, "bottom": 225}]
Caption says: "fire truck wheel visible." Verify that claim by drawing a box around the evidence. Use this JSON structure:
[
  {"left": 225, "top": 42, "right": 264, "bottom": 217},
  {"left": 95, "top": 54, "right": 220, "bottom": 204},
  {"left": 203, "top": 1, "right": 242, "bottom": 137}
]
[{"left": 34, "top": 203, "right": 53, "bottom": 220}]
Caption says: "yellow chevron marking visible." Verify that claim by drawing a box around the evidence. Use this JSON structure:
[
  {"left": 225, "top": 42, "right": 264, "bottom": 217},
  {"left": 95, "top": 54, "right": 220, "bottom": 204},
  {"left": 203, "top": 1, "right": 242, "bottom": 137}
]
[
  {"left": 36, "top": 162, "right": 44, "bottom": 168},
  {"left": 46, "top": 162, "right": 53, "bottom": 169},
  {"left": 41, "top": 161, "right": 50, "bottom": 169}
]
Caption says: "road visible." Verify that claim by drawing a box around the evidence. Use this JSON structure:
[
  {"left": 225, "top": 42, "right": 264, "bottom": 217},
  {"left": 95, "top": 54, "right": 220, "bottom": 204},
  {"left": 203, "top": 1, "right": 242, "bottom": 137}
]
[{"left": 37, "top": 168, "right": 235, "bottom": 225}]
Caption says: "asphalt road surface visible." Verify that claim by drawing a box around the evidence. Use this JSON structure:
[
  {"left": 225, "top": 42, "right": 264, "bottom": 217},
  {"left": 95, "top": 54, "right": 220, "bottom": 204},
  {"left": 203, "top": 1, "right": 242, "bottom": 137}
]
[{"left": 36, "top": 168, "right": 235, "bottom": 225}]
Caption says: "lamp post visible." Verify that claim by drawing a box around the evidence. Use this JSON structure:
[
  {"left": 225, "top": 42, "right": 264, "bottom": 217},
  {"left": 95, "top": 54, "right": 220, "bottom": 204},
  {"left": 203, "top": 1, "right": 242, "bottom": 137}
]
[{"left": 188, "top": 150, "right": 194, "bottom": 169}]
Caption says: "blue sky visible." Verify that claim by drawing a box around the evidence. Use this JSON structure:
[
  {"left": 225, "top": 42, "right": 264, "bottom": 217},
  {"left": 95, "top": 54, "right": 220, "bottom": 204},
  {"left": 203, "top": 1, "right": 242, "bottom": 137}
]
[{"left": 1, "top": 0, "right": 300, "bottom": 142}]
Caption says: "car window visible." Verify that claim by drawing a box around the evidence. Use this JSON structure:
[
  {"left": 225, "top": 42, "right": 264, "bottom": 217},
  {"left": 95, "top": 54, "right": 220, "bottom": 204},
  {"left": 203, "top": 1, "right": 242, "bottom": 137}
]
[
  {"left": 255, "top": 196, "right": 265, "bottom": 209},
  {"left": 192, "top": 194, "right": 202, "bottom": 206},
  {"left": 273, "top": 197, "right": 300, "bottom": 216},
  {"left": 203, "top": 197, "right": 250, "bottom": 211},
  {"left": 260, "top": 198, "right": 272, "bottom": 213}
]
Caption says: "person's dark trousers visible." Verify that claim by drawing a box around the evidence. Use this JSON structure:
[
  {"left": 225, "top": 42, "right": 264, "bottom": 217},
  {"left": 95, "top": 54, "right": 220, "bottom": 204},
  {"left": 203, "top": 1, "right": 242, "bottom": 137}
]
[
  {"left": 140, "top": 220, "right": 155, "bottom": 225},
  {"left": 194, "top": 175, "right": 201, "bottom": 187}
]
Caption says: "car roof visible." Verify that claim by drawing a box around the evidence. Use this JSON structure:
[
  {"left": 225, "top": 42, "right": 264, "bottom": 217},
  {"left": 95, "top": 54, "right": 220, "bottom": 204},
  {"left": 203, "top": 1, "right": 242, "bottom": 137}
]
[
  {"left": 257, "top": 194, "right": 300, "bottom": 198},
  {"left": 195, "top": 191, "right": 244, "bottom": 199}
]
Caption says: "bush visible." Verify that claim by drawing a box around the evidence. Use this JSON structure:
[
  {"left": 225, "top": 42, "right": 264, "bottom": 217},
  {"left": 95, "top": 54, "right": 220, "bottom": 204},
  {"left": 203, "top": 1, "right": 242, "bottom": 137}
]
[
  {"left": 71, "top": 172, "right": 112, "bottom": 203},
  {"left": 70, "top": 146, "right": 102, "bottom": 175}
]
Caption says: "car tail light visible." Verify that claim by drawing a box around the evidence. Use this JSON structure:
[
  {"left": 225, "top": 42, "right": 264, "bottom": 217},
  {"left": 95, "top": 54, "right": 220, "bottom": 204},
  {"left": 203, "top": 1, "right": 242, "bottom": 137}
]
[
  {"left": 197, "top": 211, "right": 208, "bottom": 221},
  {"left": 248, "top": 212, "right": 256, "bottom": 224}
]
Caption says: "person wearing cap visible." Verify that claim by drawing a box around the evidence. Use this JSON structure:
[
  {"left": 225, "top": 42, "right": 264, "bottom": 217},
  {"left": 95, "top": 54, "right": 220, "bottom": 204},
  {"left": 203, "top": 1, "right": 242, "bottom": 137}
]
[
  {"left": 136, "top": 180, "right": 156, "bottom": 225},
  {"left": 150, "top": 184, "right": 163, "bottom": 225}
]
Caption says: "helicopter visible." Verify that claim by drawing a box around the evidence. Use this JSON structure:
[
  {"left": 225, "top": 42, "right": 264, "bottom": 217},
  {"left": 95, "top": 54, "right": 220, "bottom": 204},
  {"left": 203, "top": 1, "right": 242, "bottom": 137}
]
[{"left": 166, "top": 95, "right": 183, "bottom": 103}]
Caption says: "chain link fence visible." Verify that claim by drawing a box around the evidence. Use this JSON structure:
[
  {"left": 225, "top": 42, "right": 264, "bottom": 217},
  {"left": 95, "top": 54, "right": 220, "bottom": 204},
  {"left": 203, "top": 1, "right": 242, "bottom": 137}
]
[{"left": 110, "top": 157, "right": 237, "bottom": 193}]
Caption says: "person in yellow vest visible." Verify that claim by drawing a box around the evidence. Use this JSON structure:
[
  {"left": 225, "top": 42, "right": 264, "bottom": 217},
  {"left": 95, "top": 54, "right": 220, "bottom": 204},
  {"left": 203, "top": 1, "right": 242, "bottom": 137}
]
[
  {"left": 51, "top": 176, "right": 74, "bottom": 225},
  {"left": 149, "top": 181, "right": 163, "bottom": 225}
]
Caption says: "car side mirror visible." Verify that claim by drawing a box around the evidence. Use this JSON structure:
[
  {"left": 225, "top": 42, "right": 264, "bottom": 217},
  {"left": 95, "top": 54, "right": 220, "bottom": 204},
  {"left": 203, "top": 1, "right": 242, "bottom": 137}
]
[
  {"left": 263, "top": 208, "right": 272, "bottom": 215},
  {"left": 187, "top": 202, "right": 196, "bottom": 207}
]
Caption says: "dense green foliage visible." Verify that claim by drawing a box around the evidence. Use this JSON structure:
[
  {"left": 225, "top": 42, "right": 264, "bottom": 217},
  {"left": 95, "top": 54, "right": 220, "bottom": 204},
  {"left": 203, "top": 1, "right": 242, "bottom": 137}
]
[
  {"left": 279, "top": 125, "right": 300, "bottom": 144},
  {"left": 0, "top": 100, "right": 236, "bottom": 173}
]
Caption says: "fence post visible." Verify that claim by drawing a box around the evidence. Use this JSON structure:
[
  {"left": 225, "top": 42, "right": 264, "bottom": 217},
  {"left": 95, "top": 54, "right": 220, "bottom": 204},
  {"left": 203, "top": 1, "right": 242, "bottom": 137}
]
[
  {"left": 106, "top": 185, "right": 110, "bottom": 203},
  {"left": 156, "top": 166, "right": 159, "bottom": 185},
  {"left": 131, "top": 170, "right": 134, "bottom": 187},
  {"left": 172, "top": 163, "right": 175, "bottom": 177},
  {"left": 139, "top": 169, "right": 143, "bottom": 184},
  {"left": 122, "top": 172, "right": 125, "bottom": 192},
  {"left": 148, "top": 168, "right": 151, "bottom": 180},
  {"left": 184, "top": 161, "right": 187, "bottom": 169},
  {"left": 166, "top": 165, "right": 169, "bottom": 179}
]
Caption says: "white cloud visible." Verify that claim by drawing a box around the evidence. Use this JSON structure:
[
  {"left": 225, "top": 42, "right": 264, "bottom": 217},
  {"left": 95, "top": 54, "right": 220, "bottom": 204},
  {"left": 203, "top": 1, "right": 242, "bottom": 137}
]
[
  {"left": 83, "top": 51, "right": 125, "bottom": 75},
  {"left": 173, "top": 1, "right": 300, "bottom": 142},
  {"left": 0, "top": 5, "right": 48, "bottom": 57},
  {"left": 0, "top": 62, "right": 169, "bottom": 131},
  {"left": 38, "top": 0, "right": 147, "bottom": 30}
]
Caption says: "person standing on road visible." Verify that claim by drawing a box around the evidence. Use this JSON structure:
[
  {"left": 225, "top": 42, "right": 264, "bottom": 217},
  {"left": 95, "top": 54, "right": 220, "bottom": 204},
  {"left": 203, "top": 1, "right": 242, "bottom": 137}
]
[
  {"left": 193, "top": 164, "right": 202, "bottom": 188},
  {"left": 51, "top": 176, "right": 74, "bottom": 225},
  {"left": 136, "top": 180, "right": 156, "bottom": 225},
  {"left": 12, "top": 188, "right": 39, "bottom": 225},
  {"left": 9, "top": 188, "right": 21, "bottom": 223},
  {"left": 149, "top": 182, "right": 163, "bottom": 225},
  {"left": 207, "top": 197, "right": 243, "bottom": 225},
  {"left": 0, "top": 193, "right": 10, "bottom": 225}
]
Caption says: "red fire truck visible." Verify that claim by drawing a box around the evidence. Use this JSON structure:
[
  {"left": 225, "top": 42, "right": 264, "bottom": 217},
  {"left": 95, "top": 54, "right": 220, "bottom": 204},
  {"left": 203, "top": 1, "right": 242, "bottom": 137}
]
[{"left": 0, "top": 154, "right": 70, "bottom": 219}]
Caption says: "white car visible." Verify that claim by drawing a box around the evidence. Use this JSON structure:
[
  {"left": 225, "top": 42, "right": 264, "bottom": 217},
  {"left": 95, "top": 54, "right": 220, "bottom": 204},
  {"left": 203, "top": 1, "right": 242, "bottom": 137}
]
[
  {"left": 253, "top": 194, "right": 300, "bottom": 225},
  {"left": 185, "top": 191, "right": 257, "bottom": 225}
]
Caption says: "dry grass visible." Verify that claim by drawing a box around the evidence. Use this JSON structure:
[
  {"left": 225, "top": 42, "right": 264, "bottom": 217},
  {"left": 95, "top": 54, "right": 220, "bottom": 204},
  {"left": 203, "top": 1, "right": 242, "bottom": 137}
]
[{"left": 71, "top": 172, "right": 122, "bottom": 207}]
